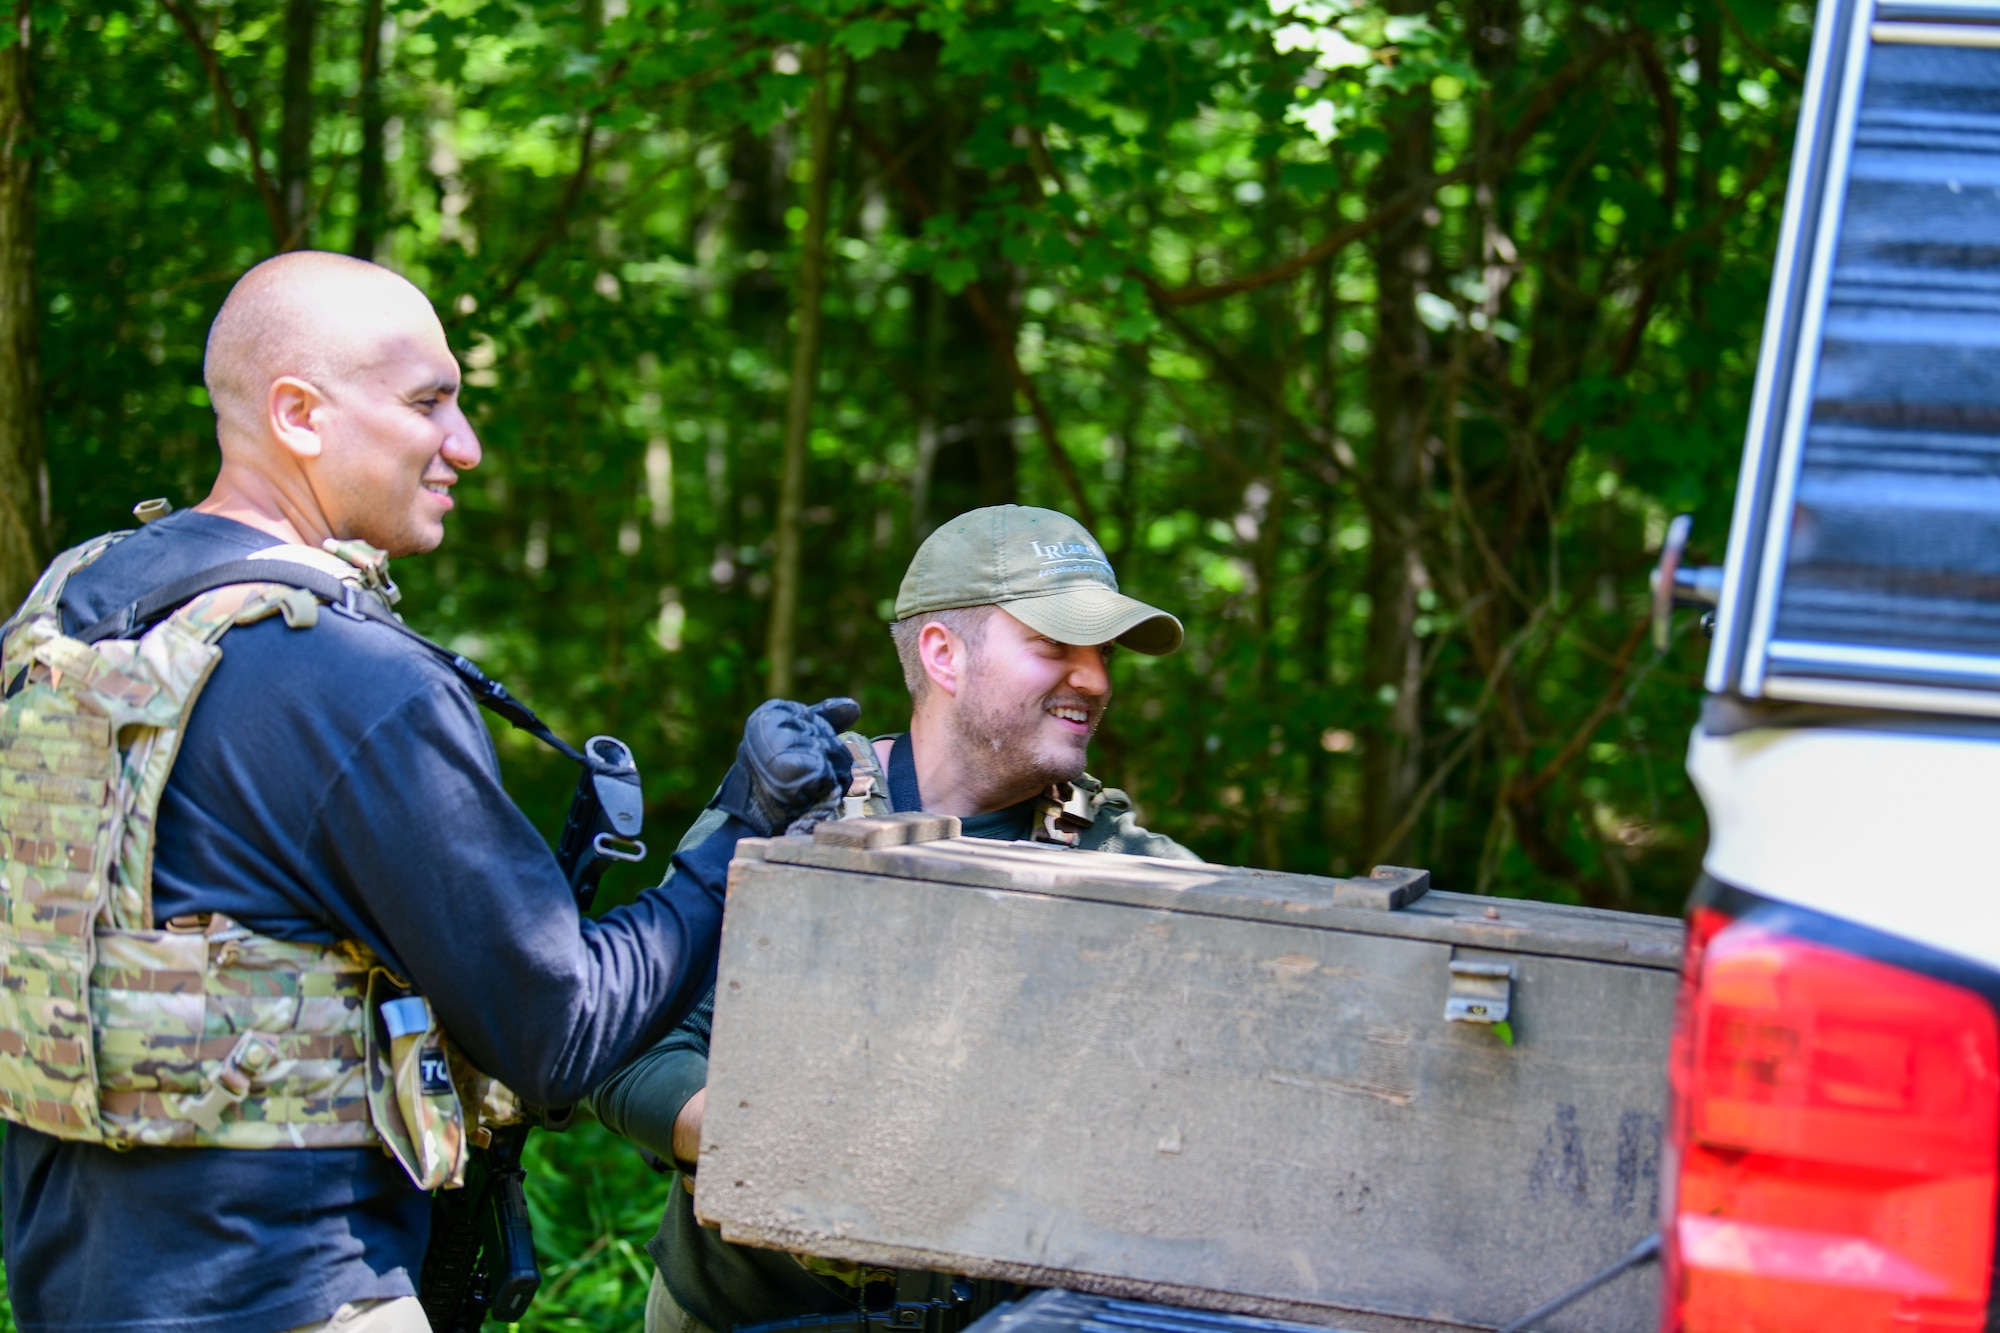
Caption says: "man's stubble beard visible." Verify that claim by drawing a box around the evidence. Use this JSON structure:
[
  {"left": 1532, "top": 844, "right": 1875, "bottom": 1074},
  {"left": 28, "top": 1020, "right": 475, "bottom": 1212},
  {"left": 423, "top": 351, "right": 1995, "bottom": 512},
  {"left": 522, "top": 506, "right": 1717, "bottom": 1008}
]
[
  {"left": 946, "top": 661, "right": 1102, "bottom": 799},
  {"left": 317, "top": 461, "right": 439, "bottom": 560}
]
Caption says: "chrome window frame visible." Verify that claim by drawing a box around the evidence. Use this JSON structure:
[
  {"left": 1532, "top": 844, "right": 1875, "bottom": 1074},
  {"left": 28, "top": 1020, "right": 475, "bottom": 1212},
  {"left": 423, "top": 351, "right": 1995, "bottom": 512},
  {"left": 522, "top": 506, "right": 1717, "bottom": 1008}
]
[
  {"left": 1706, "top": 0, "right": 1867, "bottom": 694},
  {"left": 1710, "top": 0, "right": 2000, "bottom": 715},
  {"left": 1739, "top": 0, "right": 1878, "bottom": 698}
]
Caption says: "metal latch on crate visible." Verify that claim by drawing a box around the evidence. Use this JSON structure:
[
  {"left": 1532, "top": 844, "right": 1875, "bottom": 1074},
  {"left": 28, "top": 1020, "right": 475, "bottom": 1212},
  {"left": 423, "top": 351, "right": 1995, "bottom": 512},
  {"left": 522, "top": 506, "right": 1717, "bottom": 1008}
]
[{"left": 1445, "top": 957, "right": 1514, "bottom": 1025}]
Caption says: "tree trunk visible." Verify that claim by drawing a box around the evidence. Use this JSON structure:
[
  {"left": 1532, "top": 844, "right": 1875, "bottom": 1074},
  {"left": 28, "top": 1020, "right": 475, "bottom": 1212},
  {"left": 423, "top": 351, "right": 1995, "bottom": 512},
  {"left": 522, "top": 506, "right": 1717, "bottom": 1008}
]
[
  {"left": 909, "top": 275, "right": 945, "bottom": 538},
  {"left": 972, "top": 302, "right": 1020, "bottom": 507},
  {"left": 1446, "top": 0, "right": 1524, "bottom": 881},
  {"left": 350, "top": 0, "right": 385, "bottom": 259},
  {"left": 1486, "top": 13, "right": 1614, "bottom": 899},
  {"left": 0, "top": 2, "right": 44, "bottom": 616},
  {"left": 1359, "top": 64, "right": 1433, "bottom": 861},
  {"left": 1304, "top": 235, "right": 1343, "bottom": 864},
  {"left": 278, "top": 0, "right": 316, "bottom": 247},
  {"left": 1689, "top": 4, "right": 1723, "bottom": 333},
  {"left": 763, "top": 46, "right": 836, "bottom": 699}
]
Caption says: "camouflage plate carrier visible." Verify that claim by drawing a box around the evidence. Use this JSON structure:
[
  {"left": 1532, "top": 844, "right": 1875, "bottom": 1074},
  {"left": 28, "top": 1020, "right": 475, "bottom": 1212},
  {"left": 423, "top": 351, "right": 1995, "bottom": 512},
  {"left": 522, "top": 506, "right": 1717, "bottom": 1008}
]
[{"left": 0, "top": 522, "right": 503, "bottom": 1190}]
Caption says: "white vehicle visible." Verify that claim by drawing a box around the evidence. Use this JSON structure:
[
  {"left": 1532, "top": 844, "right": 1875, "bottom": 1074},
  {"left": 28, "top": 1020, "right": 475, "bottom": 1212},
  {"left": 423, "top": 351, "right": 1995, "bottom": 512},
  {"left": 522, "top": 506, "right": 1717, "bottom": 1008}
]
[{"left": 1659, "top": 1, "right": 2000, "bottom": 1329}]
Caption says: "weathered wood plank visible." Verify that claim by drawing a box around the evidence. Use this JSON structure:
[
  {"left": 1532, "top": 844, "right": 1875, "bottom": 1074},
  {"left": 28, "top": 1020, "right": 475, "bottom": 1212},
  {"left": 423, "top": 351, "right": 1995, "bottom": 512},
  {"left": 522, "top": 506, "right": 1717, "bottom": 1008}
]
[
  {"left": 813, "top": 812, "right": 964, "bottom": 848},
  {"left": 700, "top": 855, "right": 1675, "bottom": 1333},
  {"left": 742, "top": 837, "right": 1683, "bottom": 971}
]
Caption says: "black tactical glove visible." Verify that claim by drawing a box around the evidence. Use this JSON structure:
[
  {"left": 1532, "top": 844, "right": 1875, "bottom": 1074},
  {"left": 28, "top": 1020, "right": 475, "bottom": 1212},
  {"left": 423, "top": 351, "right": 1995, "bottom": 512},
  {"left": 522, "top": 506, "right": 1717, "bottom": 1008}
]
[{"left": 709, "top": 697, "right": 861, "bottom": 837}]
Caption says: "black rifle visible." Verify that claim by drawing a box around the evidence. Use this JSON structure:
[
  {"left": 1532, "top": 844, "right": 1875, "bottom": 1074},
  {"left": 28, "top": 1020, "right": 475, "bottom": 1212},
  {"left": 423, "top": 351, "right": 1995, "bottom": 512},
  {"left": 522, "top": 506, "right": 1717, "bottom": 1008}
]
[{"left": 419, "top": 735, "right": 648, "bottom": 1332}]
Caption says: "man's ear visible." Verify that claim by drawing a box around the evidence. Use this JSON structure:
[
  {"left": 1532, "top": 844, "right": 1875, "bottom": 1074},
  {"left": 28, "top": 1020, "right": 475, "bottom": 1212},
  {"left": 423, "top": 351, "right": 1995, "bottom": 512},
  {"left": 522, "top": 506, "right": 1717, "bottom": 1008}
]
[
  {"left": 917, "top": 621, "right": 964, "bottom": 699},
  {"left": 268, "top": 376, "right": 327, "bottom": 460}
]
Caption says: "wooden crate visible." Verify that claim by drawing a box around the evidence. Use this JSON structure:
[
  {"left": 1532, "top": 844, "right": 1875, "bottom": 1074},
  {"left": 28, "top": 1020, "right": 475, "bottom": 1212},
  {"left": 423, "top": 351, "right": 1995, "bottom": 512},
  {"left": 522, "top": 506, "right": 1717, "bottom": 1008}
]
[{"left": 697, "top": 816, "right": 1682, "bottom": 1333}]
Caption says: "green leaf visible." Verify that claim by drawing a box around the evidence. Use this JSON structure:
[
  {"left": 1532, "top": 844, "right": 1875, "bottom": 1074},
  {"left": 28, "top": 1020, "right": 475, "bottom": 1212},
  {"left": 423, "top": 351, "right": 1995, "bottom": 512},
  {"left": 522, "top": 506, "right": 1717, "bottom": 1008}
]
[
  {"left": 1035, "top": 230, "right": 1079, "bottom": 267},
  {"left": 1085, "top": 28, "right": 1144, "bottom": 69},
  {"left": 833, "top": 18, "right": 910, "bottom": 60},
  {"left": 1040, "top": 64, "right": 1109, "bottom": 101},
  {"left": 1279, "top": 159, "right": 1341, "bottom": 196},
  {"left": 933, "top": 255, "right": 979, "bottom": 293},
  {"left": 1112, "top": 306, "right": 1159, "bottom": 342}
]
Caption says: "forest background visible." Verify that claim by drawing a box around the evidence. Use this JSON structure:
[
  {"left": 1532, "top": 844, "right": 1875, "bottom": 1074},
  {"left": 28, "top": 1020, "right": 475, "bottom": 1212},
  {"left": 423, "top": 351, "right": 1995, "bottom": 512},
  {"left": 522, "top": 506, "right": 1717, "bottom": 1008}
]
[{"left": 0, "top": 0, "right": 1806, "bottom": 1325}]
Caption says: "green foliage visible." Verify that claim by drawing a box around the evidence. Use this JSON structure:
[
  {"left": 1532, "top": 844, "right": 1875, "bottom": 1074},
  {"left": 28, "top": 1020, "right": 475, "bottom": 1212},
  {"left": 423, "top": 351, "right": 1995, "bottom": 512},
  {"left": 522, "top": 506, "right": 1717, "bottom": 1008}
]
[
  {"left": 5, "top": 0, "right": 1810, "bottom": 1321},
  {"left": 28, "top": 0, "right": 1809, "bottom": 903},
  {"left": 512, "top": 1120, "right": 677, "bottom": 1331}
]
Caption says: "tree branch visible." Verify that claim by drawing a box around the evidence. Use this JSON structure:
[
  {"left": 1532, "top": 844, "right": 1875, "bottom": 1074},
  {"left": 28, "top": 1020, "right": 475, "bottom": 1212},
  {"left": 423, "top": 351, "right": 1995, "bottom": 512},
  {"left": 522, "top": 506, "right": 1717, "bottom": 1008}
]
[
  {"left": 489, "top": 115, "right": 602, "bottom": 309},
  {"left": 1016, "top": 112, "right": 1388, "bottom": 531},
  {"left": 156, "top": 0, "right": 287, "bottom": 248},
  {"left": 1144, "top": 292, "right": 1403, "bottom": 531},
  {"left": 477, "top": 52, "right": 674, "bottom": 313},
  {"left": 1715, "top": 0, "right": 1805, "bottom": 85},
  {"left": 1508, "top": 615, "right": 1648, "bottom": 804},
  {"left": 1611, "top": 38, "right": 1681, "bottom": 377},
  {"left": 1361, "top": 598, "right": 1554, "bottom": 867},
  {"left": 1158, "top": 33, "right": 1639, "bottom": 308},
  {"left": 1595, "top": 122, "right": 1786, "bottom": 372},
  {"left": 852, "top": 118, "right": 1097, "bottom": 529}
]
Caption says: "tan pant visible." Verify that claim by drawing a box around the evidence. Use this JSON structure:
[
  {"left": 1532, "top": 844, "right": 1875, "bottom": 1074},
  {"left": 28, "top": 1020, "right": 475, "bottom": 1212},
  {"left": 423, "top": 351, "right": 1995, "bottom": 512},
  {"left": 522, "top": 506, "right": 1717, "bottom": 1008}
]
[
  {"left": 646, "top": 1270, "right": 719, "bottom": 1333},
  {"left": 280, "top": 1296, "right": 433, "bottom": 1333}
]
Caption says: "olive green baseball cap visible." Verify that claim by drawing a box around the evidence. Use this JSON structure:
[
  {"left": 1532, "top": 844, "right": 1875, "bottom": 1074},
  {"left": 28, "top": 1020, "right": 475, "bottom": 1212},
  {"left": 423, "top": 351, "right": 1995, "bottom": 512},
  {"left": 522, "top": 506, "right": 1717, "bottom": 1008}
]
[{"left": 895, "top": 505, "right": 1184, "bottom": 655}]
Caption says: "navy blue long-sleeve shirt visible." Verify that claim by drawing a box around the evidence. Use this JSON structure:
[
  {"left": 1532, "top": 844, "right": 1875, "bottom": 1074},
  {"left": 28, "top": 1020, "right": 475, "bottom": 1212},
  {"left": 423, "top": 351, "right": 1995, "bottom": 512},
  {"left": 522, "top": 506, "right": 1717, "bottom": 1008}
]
[{"left": 2, "top": 511, "right": 737, "bottom": 1333}]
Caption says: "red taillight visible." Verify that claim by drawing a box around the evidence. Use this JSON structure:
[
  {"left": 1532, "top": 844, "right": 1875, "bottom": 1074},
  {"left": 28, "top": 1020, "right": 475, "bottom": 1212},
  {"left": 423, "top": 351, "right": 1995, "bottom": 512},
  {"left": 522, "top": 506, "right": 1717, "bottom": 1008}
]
[{"left": 1664, "top": 911, "right": 2000, "bottom": 1332}]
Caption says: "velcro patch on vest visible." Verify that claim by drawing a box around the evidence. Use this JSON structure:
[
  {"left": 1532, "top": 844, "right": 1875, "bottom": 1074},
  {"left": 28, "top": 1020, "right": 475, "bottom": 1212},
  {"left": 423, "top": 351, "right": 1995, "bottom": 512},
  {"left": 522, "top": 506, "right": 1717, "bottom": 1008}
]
[{"left": 418, "top": 1048, "right": 453, "bottom": 1096}]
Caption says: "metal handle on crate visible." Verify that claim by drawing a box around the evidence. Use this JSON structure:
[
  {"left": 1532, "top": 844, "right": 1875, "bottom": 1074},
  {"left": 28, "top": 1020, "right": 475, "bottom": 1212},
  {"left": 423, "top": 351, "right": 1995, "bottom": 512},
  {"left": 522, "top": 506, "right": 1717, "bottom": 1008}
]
[{"left": 1445, "top": 958, "right": 1514, "bottom": 1025}]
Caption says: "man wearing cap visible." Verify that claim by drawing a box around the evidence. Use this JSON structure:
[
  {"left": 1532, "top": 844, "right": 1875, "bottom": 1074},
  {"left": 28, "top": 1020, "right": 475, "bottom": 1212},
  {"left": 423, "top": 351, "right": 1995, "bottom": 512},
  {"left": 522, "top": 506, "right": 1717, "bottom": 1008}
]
[{"left": 589, "top": 504, "right": 1196, "bottom": 1333}]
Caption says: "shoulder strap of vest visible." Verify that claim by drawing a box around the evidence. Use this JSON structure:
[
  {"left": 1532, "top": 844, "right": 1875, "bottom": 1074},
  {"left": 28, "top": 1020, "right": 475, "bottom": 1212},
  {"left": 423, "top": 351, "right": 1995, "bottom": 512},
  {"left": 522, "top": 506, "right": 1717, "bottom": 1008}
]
[
  {"left": 74, "top": 559, "right": 364, "bottom": 644},
  {"left": 74, "top": 559, "right": 586, "bottom": 765},
  {"left": 887, "top": 732, "right": 921, "bottom": 813},
  {"left": 4, "top": 532, "right": 128, "bottom": 635}
]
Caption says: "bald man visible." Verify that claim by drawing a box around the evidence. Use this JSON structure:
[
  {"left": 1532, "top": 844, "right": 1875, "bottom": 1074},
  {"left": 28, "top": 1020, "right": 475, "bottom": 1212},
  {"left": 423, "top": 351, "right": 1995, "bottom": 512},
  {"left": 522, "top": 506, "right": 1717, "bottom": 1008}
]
[
  {"left": 196, "top": 250, "right": 478, "bottom": 557},
  {"left": 0, "top": 254, "right": 848, "bottom": 1333}
]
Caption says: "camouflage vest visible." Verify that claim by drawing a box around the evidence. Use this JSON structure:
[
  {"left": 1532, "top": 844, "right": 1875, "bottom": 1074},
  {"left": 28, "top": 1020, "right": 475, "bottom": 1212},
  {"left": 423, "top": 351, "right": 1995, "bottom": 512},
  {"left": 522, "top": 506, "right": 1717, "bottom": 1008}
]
[
  {"left": 833, "top": 731, "right": 1100, "bottom": 846},
  {"left": 0, "top": 525, "right": 499, "bottom": 1190}
]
